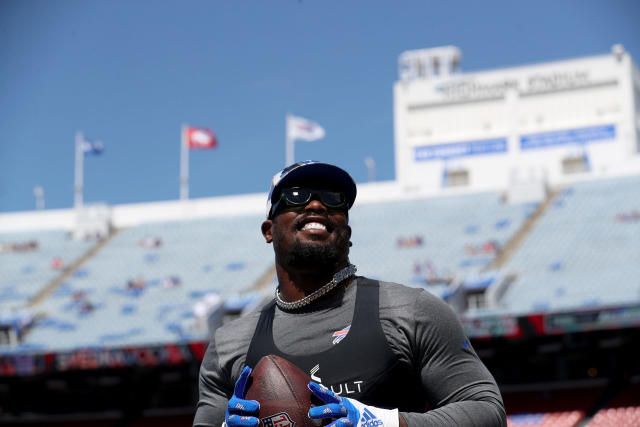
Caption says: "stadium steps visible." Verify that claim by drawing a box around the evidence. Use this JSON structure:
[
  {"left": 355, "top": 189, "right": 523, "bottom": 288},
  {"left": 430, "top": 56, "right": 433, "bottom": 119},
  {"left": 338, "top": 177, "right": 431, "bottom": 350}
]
[
  {"left": 483, "top": 187, "right": 563, "bottom": 272},
  {"left": 26, "top": 227, "right": 124, "bottom": 308},
  {"left": 577, "top": 379, "right": 632, "bottom": 426}
]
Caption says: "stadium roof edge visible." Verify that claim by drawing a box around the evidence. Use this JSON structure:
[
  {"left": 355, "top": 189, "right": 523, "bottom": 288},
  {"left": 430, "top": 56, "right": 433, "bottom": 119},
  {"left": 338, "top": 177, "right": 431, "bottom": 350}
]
[
  {"left": 395, "top": 44, "right": 640, "bottom": 85},
  {"left": 4, "top": 163, "right": 640, "bottom": 234}
]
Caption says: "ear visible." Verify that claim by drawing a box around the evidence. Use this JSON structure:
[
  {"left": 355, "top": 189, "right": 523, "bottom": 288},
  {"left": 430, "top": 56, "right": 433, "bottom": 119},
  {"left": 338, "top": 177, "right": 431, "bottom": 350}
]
[{"left": 261, "top": 220, "right": 273, "bottom": 243}]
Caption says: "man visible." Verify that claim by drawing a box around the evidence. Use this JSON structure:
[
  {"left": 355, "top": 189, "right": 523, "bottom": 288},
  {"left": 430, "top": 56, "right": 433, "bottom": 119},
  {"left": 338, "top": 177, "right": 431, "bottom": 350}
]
[{"left": 194, "top": 161, "right": 506, "bottom": 427}]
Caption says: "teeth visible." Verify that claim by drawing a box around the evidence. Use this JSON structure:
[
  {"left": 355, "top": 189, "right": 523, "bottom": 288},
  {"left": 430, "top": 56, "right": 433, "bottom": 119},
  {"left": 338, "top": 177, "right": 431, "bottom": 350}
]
[{"left": 302, "top": 222, "right": 326, "bottom": 231}]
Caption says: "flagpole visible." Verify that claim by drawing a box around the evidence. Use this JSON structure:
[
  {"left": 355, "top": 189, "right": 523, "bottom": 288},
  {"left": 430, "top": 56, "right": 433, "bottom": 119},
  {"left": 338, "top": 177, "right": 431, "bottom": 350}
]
[
  {"left": 74, "top": 131, "right": 84, "bottom": 209},
  {"left": 33, "top": 186, "right": 45, "bottom": 210},
  {"left": 285, "top": 114, "right": 294, "bottom": 166},
  {"left": 180, "top": 123, "right": 189, "bottom": 200}
]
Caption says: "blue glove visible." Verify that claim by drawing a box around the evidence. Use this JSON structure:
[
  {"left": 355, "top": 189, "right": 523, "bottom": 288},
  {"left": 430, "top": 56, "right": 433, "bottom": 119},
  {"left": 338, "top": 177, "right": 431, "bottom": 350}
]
[
  {"left": 224, "top": 366, "right": 260, "bottom": 427},
  {"left": 307, "top": 381, "right": 399, "bottom": 427}
]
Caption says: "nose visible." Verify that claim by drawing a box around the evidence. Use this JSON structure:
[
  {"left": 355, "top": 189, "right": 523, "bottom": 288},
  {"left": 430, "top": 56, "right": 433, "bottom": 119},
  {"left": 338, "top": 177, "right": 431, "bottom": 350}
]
[{"left": 304, "top": 198, "right": 328, "bottom": 213}]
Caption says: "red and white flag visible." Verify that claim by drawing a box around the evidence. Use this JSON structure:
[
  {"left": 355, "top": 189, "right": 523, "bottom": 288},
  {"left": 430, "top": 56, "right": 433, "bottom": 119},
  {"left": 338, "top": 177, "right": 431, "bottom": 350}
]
[
  {"left": 286, "top": 115, "right": 325, "bottom": 142},
  {"left": 187, "top": 127, "right": 217, "bottom": 149}
]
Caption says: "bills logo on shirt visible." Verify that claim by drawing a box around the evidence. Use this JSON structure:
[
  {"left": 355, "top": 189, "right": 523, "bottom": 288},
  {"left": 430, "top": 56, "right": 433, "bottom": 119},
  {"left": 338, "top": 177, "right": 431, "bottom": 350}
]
[
  {"left": 332, "top": 325, "right": 351, "bottom": 345},
  {"left": 262, "top": 412, "right": 295, "bottom": 427}
]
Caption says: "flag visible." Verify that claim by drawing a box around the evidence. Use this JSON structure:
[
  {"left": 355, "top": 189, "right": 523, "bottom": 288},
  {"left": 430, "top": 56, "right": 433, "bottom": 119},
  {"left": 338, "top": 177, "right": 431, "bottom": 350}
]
[
  {"left": 187, "top": 127, "right": 217, "bottom": 149},
  {"left": 82, "top": 140, "right": 104, "bottom": 155},
  {"left": 287, "top": 115, "right": 325, "bottom": 142}
]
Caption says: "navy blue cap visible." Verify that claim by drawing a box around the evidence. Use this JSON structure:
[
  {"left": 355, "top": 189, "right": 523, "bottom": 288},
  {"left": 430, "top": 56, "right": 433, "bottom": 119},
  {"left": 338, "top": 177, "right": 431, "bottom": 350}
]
[{"left": 266, "top": 161, "right": 357, "bottom": 218}]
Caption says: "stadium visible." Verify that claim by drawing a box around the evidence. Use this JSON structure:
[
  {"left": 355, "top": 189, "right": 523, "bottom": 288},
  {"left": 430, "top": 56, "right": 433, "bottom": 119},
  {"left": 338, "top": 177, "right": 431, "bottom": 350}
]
[{"left": 1, "top": 44, "right": 640, "bottom": 427}]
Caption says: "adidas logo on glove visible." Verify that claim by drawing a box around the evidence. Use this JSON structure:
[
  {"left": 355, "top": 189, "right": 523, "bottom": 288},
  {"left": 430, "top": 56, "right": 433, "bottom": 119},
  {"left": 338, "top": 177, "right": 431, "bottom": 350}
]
[
  {"left": 307, "top": 381, "right": 399, "bottom": 427},
  {"left": 360, "top": 408, "right": 384, "bottom": 427}
]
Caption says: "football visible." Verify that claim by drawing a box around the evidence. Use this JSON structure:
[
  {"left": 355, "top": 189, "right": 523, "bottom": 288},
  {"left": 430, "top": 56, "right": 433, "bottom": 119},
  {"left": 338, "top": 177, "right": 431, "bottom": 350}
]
[{"left": 246, "top": 355, "right": 321, "bottom": 427}]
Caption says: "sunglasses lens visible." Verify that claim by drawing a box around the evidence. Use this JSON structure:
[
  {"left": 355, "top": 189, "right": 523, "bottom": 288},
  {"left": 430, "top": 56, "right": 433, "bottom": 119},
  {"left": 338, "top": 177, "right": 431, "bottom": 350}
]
[
  {"left": 320, "top": 191, "right": 345, "bottom": 207},
  {"left": 283, "top": 188, "right": 312, "bottom": 205},
  {"left": 279, "top": 188, "right": 346, "bottom": 210}
]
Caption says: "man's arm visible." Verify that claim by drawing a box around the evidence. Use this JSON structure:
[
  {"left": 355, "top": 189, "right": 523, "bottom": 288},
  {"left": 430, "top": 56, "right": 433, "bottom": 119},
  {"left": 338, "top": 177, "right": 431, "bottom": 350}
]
[
  {"left": 194, "top": 310, "right": 261, "bottom": 427},
  {"left": 193, "top": 334, "right": 232, "bottom": 427},
  {"left": 400, "top": 290, "right": 506, "bottom": 426},
  {"left": 310, "top": 283, "right": 505, "bottom": 427}
]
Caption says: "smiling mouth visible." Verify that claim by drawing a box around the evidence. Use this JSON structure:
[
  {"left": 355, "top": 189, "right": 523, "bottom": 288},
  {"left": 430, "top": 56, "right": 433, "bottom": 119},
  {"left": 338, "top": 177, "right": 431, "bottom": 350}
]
[
  {"left": 301, "top": 222, "right": 327, "bottom": 232},
  {"left": 296, "top": 215, "right": 334, "bottom": 234}
]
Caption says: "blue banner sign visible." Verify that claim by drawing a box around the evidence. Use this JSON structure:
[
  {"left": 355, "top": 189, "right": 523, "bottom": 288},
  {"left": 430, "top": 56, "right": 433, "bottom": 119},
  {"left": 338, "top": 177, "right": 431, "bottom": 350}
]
[
  {"left": 414, "top": 138, "right": 507, "bottom": 161},
  {"left": 520, "top": 125, "right": 615, "bottom": 151}
]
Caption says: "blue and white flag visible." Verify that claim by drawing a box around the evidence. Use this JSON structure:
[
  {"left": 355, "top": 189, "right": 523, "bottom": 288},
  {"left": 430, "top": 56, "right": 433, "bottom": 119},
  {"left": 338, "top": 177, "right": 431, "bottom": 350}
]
[{"left": 82, "top": 140, "right": 104, "bottom": 155}]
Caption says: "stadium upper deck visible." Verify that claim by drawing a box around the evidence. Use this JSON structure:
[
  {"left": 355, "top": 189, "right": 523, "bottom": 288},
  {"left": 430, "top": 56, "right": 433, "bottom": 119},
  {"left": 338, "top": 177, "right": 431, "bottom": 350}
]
[{"left": 1, "top": 172, "right": 639, "bottom": 355}]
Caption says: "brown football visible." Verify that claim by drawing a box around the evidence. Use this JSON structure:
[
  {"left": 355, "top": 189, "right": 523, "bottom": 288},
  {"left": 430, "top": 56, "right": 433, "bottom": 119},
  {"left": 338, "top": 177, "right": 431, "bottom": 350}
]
[{"left": 246, "top": 354, "right": 320, "bottom": 427}]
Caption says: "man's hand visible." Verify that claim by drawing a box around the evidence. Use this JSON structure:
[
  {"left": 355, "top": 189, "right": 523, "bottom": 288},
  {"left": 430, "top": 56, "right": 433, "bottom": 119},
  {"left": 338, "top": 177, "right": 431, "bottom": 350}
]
[
  {"left": 224, "top": 366, "right": 260, "bottom": 427},
  {"left": 307, "top": 381, "right": 399, "bottom": 427}
]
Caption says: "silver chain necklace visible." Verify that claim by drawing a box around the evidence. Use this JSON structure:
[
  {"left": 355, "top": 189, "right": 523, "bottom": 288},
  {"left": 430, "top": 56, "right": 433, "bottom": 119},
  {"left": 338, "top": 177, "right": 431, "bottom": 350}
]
[{"left": 275, "top": 264, "right": 357, "bottom": 310}]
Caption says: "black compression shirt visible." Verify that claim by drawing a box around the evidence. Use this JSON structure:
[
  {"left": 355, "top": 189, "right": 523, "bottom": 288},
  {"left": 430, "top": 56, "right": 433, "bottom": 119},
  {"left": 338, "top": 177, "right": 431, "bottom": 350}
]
[{"left": 194, "top": 277, "right": 506, "bottom": 427}]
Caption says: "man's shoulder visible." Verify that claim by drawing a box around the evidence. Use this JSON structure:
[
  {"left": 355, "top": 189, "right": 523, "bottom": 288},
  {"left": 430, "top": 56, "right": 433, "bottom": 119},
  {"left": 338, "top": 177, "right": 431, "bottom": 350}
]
[
  {"left": 362, "top": 276, "right": 423, "bottom": 298},
  {"left": 361, "top": 276, "right": 449, "bottom": 310},
  {"left": 364, "top": 277, "right": 461, "bottom": 338},
  {"left": 214, "top": 300, "right": 271, "bottom": 344}
]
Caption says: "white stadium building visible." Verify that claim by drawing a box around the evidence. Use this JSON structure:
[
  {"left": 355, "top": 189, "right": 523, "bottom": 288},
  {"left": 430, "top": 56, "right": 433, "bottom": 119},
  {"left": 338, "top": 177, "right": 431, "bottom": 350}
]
[{"left": 394, "top": 44, "right": 640, "bottom": 202}]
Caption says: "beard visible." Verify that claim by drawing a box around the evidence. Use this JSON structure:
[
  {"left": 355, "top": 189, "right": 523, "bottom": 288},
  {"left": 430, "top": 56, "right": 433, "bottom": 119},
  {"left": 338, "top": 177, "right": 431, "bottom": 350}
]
[
  {"left": 274, "top": 226, "right": 351, "bottom": 271},
  {"left": 283, "top": 238, "right": 343, "bottom": 270}
]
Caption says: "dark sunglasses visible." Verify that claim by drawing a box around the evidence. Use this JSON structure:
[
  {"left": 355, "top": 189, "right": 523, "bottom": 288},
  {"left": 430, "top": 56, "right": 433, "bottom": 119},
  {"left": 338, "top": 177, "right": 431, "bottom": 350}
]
[{"left": 271, "top": 187, "right": 348, "bottom": 217}]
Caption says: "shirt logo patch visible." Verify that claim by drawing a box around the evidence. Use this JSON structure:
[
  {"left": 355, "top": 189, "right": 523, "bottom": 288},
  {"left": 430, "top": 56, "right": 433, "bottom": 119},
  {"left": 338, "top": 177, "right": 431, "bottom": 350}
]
[
  {"left": 332, "top": 324, "right": 351, "bottom": 345},
  {"left": 262, "top": 412, "right": 295, "bottom": 427}
]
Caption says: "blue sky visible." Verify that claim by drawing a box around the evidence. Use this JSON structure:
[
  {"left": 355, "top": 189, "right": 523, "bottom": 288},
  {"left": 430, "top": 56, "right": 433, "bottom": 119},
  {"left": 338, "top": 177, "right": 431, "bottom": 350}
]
[{"left": 1, "top": 0, "right": 638, "bottom": 213}]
